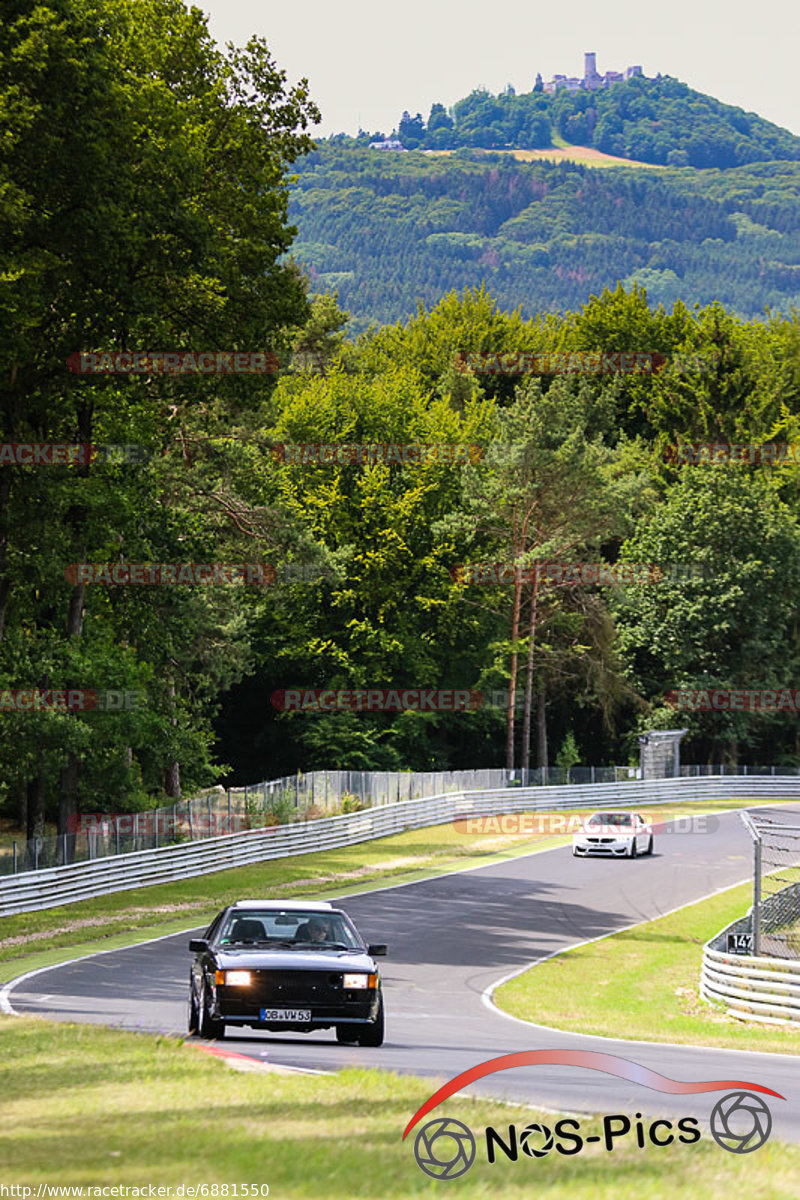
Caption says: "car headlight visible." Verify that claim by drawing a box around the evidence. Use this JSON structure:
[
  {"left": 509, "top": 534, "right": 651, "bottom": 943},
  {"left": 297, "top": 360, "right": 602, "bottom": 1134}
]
[
  {"left": 216, "top": 969, "right": 252, "bottom": 986},
  {"left": 343, "top": 973, "right": 377, "bottom": 989}
]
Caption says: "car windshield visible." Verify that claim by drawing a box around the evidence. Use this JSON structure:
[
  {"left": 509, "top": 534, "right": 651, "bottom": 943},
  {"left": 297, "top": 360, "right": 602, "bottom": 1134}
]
[
  {"left": 217, "top": 910, "right": 363, "bottom": 949},
  {"left": 586, "top": 812, "right": 633, "bottom": 828}
]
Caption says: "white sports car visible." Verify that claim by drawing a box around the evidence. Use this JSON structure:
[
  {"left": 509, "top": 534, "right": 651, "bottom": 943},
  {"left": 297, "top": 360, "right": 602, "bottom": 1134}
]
[{"left": 572, "top": 810, "right": 653, "bottom": 858}]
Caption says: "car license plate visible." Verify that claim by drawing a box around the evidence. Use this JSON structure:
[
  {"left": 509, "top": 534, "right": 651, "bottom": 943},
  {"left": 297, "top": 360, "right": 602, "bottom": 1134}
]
[{"left": 260, "top": 1008, "right": 311, "bottom": 1022}]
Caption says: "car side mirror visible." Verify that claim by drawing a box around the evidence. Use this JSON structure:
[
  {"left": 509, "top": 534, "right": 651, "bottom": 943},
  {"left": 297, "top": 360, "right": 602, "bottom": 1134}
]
[
  {"left": 368, "top": 944, "right": 387, "bottom": 957},
  {"left": 189, "top": 938, "right": 208, "bottom": 953}
]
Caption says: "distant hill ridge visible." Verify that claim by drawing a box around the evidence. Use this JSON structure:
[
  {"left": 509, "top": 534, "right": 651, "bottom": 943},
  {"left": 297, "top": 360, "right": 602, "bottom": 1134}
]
[
  {"left": 289, "top": 147, "right": 800, "bottom": 330},
  {"left": 339, "top": 71, "right": 800, "bottom": 170}
]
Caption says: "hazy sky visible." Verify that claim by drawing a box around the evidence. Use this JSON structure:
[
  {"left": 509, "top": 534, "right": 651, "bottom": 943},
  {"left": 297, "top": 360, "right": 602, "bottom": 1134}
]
[{"left": 200, "top": 0, "right": 800, "bottom": 139}]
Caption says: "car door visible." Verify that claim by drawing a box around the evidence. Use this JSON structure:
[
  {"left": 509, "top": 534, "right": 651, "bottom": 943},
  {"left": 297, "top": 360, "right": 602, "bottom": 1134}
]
[{"left": 634, "top": 814, "right": 647, "bottom": 851}]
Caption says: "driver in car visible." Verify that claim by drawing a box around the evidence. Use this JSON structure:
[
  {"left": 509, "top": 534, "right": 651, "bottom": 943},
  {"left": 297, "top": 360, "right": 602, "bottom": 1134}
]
[{"left": 295, "top": 916, "right": 330, "bottom": 943}]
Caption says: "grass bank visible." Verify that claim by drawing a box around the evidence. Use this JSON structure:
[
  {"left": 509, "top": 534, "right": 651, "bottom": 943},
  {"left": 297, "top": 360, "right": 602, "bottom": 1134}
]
[{"left": 0, "top": 1016, "right": 797, "bottom": 1197}]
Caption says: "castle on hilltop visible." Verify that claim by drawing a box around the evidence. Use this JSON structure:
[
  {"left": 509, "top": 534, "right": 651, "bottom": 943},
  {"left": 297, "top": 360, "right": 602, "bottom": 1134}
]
[{"left": 541, "top": 52, "right": 643, "bottom": 94}]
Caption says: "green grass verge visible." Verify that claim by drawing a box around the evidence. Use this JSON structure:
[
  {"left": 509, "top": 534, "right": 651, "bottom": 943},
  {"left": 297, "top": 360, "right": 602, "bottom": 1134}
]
[
  {"left": 0, "top": 797, "right": 784, "bottom": 975},
  {"left": 495, "top": 881, "right": 800, "bottom": 1055},
  {"left": 1, "top": 1016, "right": 798, "bottom": 1196}
]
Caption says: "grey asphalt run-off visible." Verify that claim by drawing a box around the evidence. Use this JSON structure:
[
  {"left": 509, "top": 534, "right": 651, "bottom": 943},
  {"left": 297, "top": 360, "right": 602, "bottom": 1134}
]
[{"left": 7, "top": 806, "right": 800, "bottom": 1143}]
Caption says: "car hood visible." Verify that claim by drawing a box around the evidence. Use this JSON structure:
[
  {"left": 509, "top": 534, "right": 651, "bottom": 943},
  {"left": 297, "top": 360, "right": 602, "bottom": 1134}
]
[
  {"left": 214, "top": 948, "right": 377, "bottom": 971},
  {"left": 573, "top": 829, "right": 635, "bottom": 838}
]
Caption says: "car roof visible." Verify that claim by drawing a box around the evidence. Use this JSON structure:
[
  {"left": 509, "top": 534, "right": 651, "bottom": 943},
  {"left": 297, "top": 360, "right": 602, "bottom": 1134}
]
[{"left": 230, "top": 899, "right": 334, "bottom": 912}]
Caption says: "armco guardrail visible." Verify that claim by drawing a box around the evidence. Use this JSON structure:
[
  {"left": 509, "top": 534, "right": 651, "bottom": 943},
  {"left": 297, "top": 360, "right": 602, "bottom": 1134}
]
[
  {"left": 701, "top": 916, "right": 800, "bottom": 1026},
  {"left": 5, "top": 763, "right": 794, "bottom": 877},
  {"left": 1, "top": 775, "right": 798, "bottom": 917}
]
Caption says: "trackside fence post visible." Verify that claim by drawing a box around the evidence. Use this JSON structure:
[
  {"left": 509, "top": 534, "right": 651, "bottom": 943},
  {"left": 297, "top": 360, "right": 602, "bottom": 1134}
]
[
  {"left": 741, "top": 811, "right": 762, "bottom": 956},
  {"left": 753, "top": 828, "right": 762, "bottom": 957}
]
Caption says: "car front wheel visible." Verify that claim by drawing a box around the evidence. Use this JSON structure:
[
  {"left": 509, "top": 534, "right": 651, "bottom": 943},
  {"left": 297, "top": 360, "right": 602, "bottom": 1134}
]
[
  {"left": 357, "top": 996, "right": 384, "bottom": 1047},
  {"left": 188, "top": 980, "right": 200, "bottom": 1035},
  {"left": 198, "top": 979, "right": 225, "bottom": 1040},
  {"left": 628, "top": 840, "right": 637, "bottom": 858}
]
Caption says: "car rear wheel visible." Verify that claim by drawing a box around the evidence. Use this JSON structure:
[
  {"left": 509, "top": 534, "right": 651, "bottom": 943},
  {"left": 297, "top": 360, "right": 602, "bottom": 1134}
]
[
  {"left": 357, "top": 996, "right": 384, "bottom": 1047},
  {"left": 645, "top": 836, "right": 654, "bottom": 855},
  {"left": 198, "top": 979, "right": 225, "bottom": 1040},
  {"left": 336, "top": 1026, "right": 360, "bottom": 1044}
]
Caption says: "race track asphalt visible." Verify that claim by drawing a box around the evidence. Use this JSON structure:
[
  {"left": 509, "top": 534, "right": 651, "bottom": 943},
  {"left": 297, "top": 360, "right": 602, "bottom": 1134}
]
[{"left": 6, "top": 805, "right": 800, "bottom": 1143}]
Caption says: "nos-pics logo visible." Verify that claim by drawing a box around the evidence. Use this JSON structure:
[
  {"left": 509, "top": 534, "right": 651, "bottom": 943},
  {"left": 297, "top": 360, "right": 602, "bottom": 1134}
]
[{"left": 404, "top": 1050, "right": 782, "bottom": 1180}]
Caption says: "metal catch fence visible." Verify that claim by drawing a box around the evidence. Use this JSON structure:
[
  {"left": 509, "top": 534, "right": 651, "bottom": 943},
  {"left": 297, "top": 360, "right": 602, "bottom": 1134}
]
[{"left": 742, "top": 810, "right": 800, "bottom": 959}]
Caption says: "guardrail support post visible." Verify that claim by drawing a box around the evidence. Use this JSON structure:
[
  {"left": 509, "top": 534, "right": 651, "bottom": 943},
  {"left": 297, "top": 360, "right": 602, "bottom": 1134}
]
[
  {"left": 188, "top": 799, "right": 193, "bottom": 840},
  {"left": 295, "top": 772, "right": 300, "bottom": 809},
  {"left": 753, "top": 831, "right": 762, "bottom": 957},
  {"left": 34, "top": 838, "right": 40, "bottom": 871},
  {"left": 13, "top": 842, "right": 17, "bottom": 874}
]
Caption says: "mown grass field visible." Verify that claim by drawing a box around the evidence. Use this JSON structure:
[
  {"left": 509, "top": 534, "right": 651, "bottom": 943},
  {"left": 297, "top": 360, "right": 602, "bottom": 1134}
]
[
  {"left": 1, "top": 1017, "right": 798, "bottom": 1198},
  {"left": 424, "top": 144, "right": 663, "bottom": 168}
]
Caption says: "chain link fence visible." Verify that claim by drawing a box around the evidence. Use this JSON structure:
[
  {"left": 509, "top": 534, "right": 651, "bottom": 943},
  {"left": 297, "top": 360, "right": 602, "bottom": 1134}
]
[
  {"left": 742, "top": 810, "right": 800, "bottom": 959},
  {"left": 1, "top": 762, "right": 796, "bottom": 879}
]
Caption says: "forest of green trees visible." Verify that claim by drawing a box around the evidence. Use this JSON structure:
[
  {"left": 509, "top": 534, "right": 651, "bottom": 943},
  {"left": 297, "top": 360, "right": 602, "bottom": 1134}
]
[
  {"left": 290, "top": 148, "right": 800, "bottom": 331},
  {"left": 1, "top": 0, "right": 799, "bottom": 844}
]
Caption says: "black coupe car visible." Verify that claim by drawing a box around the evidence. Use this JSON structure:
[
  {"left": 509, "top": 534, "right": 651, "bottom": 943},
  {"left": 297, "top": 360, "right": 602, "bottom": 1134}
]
[{"left": 187, "top": 900, "right": 387, "bottom": 1045}]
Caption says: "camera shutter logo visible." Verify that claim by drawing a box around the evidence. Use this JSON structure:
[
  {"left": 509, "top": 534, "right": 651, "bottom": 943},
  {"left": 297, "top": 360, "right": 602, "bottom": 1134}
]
[
  {"left": 710, "top": 1092, "right": 772, "bottom": 1154},
  {"left": 520, "top": 1122, "right": 554, "bottom": 1157},
  {"left": 414, "top": 1117, "right": 476, "bottom": 1179}
]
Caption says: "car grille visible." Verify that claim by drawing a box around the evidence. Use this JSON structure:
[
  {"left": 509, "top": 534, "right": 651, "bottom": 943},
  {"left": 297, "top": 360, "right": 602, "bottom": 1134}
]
[
  {"left": 587, "top": 837, "right": 615, "bottom": 843},
  {"left": 222, "top": 969, "right": 347, "bottom": 1014}
]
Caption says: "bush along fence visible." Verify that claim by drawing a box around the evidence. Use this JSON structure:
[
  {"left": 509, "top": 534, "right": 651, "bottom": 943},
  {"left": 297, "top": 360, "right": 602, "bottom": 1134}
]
[{"left": 1, "top": 762, "right": 796, "bottom": 879}]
